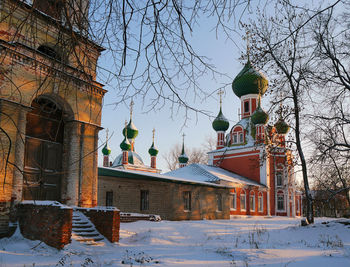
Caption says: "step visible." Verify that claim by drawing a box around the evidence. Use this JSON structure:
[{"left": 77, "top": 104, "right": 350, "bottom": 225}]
[
  {"left": 75, "top": 233, "right": 100, "bottom": 238},
  {"left": 73, "top": 221, "right": 89, "bottom": 225},
  {"left": 73, "top": 229, "right": 95, "bottom": 233},
  {"left": 75, "top": 237, "right": 104, "bottom": 242}
]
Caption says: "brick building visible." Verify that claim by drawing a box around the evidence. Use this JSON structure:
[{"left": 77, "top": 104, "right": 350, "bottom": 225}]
[{"left": 0, "top": 0, "right": 105, "bottom": 237}]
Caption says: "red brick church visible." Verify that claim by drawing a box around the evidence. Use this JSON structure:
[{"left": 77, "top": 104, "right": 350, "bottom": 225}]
[{"left": 169, "top": 59, "right": 303, "bottom": 217}]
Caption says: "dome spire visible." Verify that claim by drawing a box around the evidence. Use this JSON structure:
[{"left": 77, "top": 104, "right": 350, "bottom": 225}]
[
  {"left": 120, "top": 120, "right": 131, "bottom": 151},
  {"left": 212, "top": 89, "right": 229, "bottom": 133},
  {"left": 148, "top": 128, "right": 159, "bottom": 157},
  {"left": 178, "top": 133, "right": 189, "bottom": 167},
  {"left": 102, "top": 129, "right": 112, "bottom": 156}
]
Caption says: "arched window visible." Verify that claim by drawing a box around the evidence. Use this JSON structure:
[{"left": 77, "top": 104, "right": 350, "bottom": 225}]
[
  {"left": 37, "top": 45, "right": 62, "bottom": 61},
  {"left": 258, "top": 192, "right": 263, "bottom": 212},
  {"left": 250, "top": 191, "right": 255, "bottom": 211},
  {"left": 231, "top": 126, "right": 244, "bottom": 144},
  {"left": 240, "top": 189, "right": 246, "bottom": 211}
]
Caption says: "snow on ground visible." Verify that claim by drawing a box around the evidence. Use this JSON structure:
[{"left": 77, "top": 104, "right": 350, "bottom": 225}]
[{"left": 0, "top": 217, "right": 350, "bottom": 266}]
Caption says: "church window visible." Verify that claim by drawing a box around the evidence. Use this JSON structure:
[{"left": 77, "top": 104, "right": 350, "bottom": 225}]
[
  {"left": 217, "top": 194, "right": 223, "bottom": 211},
  {"left": 258, "top": 192, "right": 263, "bottom": 212},
  {"left": 183, "top": 191, "right": 191, "bottom": 211},
  {"left": 240, "top": 190, "right": 246, "bottom": 211},
  {"left": 37, "top": 45, "right": 62, "bottom": 61},
  {"left": 140, "top": 190, "right": 149, "bottom": 210},
  {"left": 277, "top": 193, "right": 285, "bottom": 211},
  {"left": 276, "top": 171, "right": 283, "bottom": 186},
  {"left": 106, "top": 191, "right": 113, "bottom": 206},
  {"left": 250, "top": 191, "right": 255, "bottom": 211},
  {"left": 239, "top": 133, "right": 244, "bottom": 143},
  {"left": 233, "top": 134, "right": 238, "bottom": 143},
  {"left": 230, "top": 190, "right": 236, "bottom": 210},
  {"left": 244, "top": 101, "right": 250, "bottom": 113}
]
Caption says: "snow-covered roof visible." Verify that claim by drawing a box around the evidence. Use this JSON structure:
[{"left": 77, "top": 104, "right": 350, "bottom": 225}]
[
  {"left": 98, "top": 167, "right": 232, "bottom": 188},
  {"left": 165, "top": 163, "right": 265, "bottom": 187}
]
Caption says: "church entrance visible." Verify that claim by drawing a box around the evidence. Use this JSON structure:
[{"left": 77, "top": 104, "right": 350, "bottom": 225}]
[{"left": 23, "top": 97, "right": 64, "bottom": 201}]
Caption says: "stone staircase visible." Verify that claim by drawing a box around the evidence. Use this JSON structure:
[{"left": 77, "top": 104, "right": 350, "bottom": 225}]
[{"left": 71, "top": 211, "right": 105, "bottom": 245}]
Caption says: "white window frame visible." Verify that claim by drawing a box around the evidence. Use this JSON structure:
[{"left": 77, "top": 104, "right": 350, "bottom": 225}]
[
  {"left": 258, "top": 192, "right": 263, "bottom": 212},
  {"left": 240, "top": 190, "right": 246, "bottom": 211},
  {"left": 277, "top": 193, "right": 285, "bottom": 211},
  {"left": 276, "top": 171, "right": 283, "bottom": 187},
  {"left": 250, "top": 192, "right": 255, "bottom": 212},
  {"left": 230, "top": 190, "right": 237, "bottom": 211}
]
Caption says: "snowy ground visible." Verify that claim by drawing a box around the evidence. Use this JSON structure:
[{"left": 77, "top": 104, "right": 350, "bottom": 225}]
[{"left": 0, "top": 217, "right": 350, "bottom": 267}]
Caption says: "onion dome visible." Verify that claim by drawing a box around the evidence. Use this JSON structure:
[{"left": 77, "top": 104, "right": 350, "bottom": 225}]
[
  {"left": 274, "top": 118, "right": 290, "bottom": 134},
  {"left": 102, "top": 143, "right": 111, "bottom": 155},
  {"left": 120, "top": 137, "right": 131, "bottom": 151},
  {"left": 148, "top": 142, "right": 159, "bottom": 157},
  {"left": 212, "top": 108, "right": 230, "bottom": 132},
  {"left": 232, "top": 60, "right": 268, "bottom": 98},
  {"left": 122, "top": 119, "right": 138, "bottom": 139},
  {"left": 251, "top": 99, "right": 269, "bottom": 125},
  {"left": 178, "top": 137, "right": 189, "bottom": 164}
]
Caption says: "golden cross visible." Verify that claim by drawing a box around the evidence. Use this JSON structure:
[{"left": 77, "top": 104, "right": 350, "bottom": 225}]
[
  {"left": 182, "top": 133, "right": 186, "bottom": 143},
  {"left": 130, "top": 99, "right": 134, "bottom": 119},
  {"left": 217, "top": 89, "right": 224, "bottom": 108},
  {"left": 152, "top": 128, "right": 155, "bottom": 142},
  {"left": 106, "top": 128, "right": 109, "bottom": 143},
  {"left": 246, "top": 30, "right": 250, "bottom": 61}
]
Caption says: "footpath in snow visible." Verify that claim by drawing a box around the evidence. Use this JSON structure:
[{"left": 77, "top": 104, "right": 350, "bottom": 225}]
[{"left": 0, "top": 217, "right": 349, "bottom": 266}]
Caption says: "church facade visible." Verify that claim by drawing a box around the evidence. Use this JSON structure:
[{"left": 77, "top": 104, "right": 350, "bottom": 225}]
[
  {"left": 205, "top": 60, "right": 303, "bottom": 217},
  {"left": 98, "top": 59, "right": 303, "bottom": 219}
]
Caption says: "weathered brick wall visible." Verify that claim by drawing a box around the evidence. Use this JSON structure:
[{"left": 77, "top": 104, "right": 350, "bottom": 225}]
[
  {"left": 98, "top": 175, "right": 231, "bottom": 221},
  {"left": 18, "top": 202, "right": 72, "bottom": 249},
  {"left": 78, "top": 207, "right": 120, "bottom": 242}
]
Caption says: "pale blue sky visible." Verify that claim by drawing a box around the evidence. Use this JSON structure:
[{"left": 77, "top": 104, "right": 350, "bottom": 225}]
[{"left": 96, "top": 10, "right": 271, "bottom": 172}]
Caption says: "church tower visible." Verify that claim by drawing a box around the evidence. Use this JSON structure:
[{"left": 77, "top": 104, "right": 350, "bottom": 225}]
[
  {"left": 212, "top": 90, "right": 230, "bottom": 149},
  {"left": 0, "top": 0, "right": 105, "bottom": 236}
]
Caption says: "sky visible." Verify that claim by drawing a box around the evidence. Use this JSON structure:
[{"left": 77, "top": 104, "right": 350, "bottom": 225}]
[{"left": 96, "top": 7, "right": 271, "bottom": 172}]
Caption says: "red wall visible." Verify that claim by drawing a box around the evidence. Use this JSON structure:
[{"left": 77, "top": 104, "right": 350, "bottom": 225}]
[{"left": 214, "top": 151, "right": 260, "bottom": 183}]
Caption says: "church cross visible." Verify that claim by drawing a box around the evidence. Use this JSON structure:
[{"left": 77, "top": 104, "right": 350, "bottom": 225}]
[
  {"left": 217, "top": 89, "right": 224, "bottom": 108},
  {"left": 106, "top": 128, "right": 109, "bottom": 143},
  {"left": 130, "top": 99, "right": 134, "bottom": 119},
  {"left": 245, "top": 30, "right": 250, "bottom": 61},
  {"left": 152, "top": 128, "right": 155, "bottom": 142}
]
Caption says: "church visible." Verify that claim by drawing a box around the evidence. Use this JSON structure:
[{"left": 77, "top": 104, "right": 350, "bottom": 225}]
[{"left": 97, "top": 61, "right": 303, "bottom": 218}]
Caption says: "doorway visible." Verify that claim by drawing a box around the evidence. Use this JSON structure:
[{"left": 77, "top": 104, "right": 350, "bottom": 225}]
[{"left": 23, "top": 97, "right": 64, "bottom": 201}]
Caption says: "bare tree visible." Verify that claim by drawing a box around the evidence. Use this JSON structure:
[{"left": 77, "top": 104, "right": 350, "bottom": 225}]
[{"left": 246, "top": 2, "right": 319, "bottom": 223}]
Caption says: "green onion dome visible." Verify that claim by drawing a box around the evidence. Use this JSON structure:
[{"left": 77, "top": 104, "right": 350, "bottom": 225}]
[
  {"left": 122, "top": 119, "right": 138, "bottom": 139},
  {"left": 212, "top": 108, "right": 230, "bottom": 132},
  {"left": 178, "top": 143, "right": 189, "bottom": 164},
  {"left": 251, "top": 103, "right": 269, "bottom": 125},
  {"left": 148, "top": 142, "right": 159, "bottom": 157},
  {"left": 232, "top": 60, "right": 268, "bottom": 98},
  {"left": 102, "top": 143, "right": 111, "bottom": 156},
  {"left": 274, "top": 118, "right": 290, "bottom": 134},
  {"left": 120, "top": 137, "right": 131, "bottom": 151}
]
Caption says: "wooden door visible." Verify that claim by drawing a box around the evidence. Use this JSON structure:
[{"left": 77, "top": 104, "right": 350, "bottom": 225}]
[
  {"left": 23, "top": 137, "right": 62, "bottom": 201},
  {"left": 23, "top": 97, "right": 64, "bottom": 201}
]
